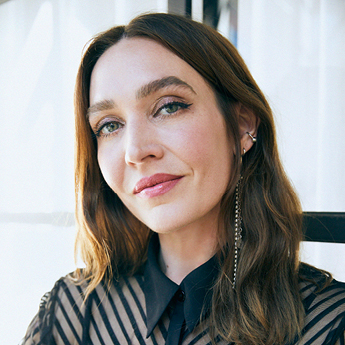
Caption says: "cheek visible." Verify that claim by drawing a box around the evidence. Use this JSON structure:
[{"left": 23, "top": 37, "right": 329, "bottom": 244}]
[
  {"left": 177, "top": 116, "right": 233, "bottom": 172},
  {"left": 97, "top": 144, "right": 124, "bottom": 192}
]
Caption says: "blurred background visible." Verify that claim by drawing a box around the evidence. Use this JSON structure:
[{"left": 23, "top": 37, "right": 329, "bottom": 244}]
[{"left": 0, "top": 0, "right": 344, "bottom": 343}]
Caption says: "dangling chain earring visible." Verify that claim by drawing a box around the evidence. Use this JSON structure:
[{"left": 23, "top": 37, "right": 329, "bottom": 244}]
[{"left": 232, "top": 175, "right": 243, "bottom": 288}]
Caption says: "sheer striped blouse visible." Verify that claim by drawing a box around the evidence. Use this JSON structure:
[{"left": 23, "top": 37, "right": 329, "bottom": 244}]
[{"left": 21, "top": 264, "right": 345, "bottom": 345}]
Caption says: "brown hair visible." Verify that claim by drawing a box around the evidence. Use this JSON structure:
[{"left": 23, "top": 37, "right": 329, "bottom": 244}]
[{"left": 75, "top": 13, "right": 305, "bottom": 345}]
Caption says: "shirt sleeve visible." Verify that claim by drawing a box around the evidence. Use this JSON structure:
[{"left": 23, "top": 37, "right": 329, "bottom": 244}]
[
  {"left": 20, "top": 279, "right": 62, "bottom": 345},
  {"left": 334, "top": 322, "right": 345, "bottom": 345}
]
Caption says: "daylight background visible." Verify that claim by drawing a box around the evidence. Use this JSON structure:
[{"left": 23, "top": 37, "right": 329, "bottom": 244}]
[{"left": 0, "top": 0, "right": 344, "bottom": 344}]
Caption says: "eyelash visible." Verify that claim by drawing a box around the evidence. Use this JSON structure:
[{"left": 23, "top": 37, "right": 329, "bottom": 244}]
[
  {"left": 93, "top": 101, "right": 192, "bottom": 138},
  {"left": 93, "top": 121, "right": 122, "bottom": 138},
  {"left": 154, "top": 100, "right": 192, "bottom": 118}
]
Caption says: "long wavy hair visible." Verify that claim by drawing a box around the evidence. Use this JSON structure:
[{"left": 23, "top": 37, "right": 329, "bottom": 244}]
[{"left": 75, "top": 13, "right": 306, "bottom": 345}]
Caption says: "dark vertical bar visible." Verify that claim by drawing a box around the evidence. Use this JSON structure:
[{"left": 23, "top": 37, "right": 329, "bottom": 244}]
[
  {"left": 204, "top": 0, "right": 238, "bottom": 46},
  {"left": 185, "top": 0, "right": 192, "bottom": 17},
  {"left": 203, "top": 0, "right": 219, "bottom": 28}
]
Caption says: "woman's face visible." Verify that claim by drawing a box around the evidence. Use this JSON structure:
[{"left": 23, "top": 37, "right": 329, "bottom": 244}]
[{"left": 88, "top": 38, "right": 233, "bottom": 234}]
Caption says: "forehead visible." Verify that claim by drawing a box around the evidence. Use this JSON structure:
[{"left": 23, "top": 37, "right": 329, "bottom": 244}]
[
  {"left": 89, "top": 38, "right": 207, "bottom": 103},
  {"left": 94, "top": 37, "right": 188, "bottom": 73}
]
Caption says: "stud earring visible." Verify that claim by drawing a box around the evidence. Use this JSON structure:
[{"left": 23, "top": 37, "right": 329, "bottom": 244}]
[
  {"left": 243, "top": 148, "right": 246, "bottom": 155},
  {"left": 246, "top": 132, "right": 257, "bottom": 142}
]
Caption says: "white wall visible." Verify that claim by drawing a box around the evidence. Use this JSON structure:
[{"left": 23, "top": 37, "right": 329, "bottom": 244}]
[
  {"left": 237, "top": 0, "right": 345, "bottom": 288},
  {"left": 238, "top": 0, "right": 345, "bottom": 212}
]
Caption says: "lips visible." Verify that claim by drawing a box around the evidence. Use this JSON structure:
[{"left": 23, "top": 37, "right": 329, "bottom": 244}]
[{"left": 133, "top": 173, "right": 183, "bottom": 197}]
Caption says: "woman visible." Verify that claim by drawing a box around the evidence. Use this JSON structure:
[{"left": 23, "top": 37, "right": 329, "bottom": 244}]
[{"left": 22, "top": 13, "right": 345, "bottom": 345}]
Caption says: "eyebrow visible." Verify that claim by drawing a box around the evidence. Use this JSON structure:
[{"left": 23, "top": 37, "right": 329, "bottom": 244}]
[
  {"left": 136, "top": 76, "right": 196, "bottom": 99},
  {"left": 87, "top": 99, "right": 115, "bottom": 119},
  {"left": 87, "top": 76, "right": 195, "bottom": 118}
]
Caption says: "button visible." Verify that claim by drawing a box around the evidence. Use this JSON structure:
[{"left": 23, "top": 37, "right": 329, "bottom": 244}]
[{"left": 176, "top": 289, "right": 185, "bottom": 302}]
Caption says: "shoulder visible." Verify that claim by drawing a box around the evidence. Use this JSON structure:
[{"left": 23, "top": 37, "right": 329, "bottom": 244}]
[
  {"left": 298, "top": 263, "right": 345, "bottom": 344},
  {"left": 42, "top": 270, "right": 145, "bottom": 314},
  {"left": 299, "top": 263, "right": 345, "bottom": 301},
  {"left": 21, "top": 272, "right": 87, "bottom": 345},
  {"left": 21, "top": 271, "right": 145, "bottom": 345}
]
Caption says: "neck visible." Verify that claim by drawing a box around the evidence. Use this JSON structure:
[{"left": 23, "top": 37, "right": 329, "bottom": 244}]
[{"left": 157, "top": 213, "right": 219, "bottom": 285}]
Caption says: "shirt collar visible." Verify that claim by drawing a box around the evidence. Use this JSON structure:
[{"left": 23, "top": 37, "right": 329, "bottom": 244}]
[{"left": 143, "top": 233, "right": 219, "bottom": 337}]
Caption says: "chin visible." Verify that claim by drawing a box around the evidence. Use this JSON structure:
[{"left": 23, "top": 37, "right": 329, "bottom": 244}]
[{"left": 139, "top": 218, "right": 181, "bottom": 234}]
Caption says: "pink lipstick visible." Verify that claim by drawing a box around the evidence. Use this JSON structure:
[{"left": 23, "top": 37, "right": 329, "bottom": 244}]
[{"left": 133, "top": 173, "right": 183, "bottom": 198}]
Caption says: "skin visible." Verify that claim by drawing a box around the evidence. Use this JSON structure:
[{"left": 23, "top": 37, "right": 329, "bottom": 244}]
[{"left": 88, "top": 38, "right": 257, "bottom": 284}]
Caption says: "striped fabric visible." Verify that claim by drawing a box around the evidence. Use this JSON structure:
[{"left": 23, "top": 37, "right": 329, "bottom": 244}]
[{"left": 21, "top": 267, "right": 345, "bottom": 345}]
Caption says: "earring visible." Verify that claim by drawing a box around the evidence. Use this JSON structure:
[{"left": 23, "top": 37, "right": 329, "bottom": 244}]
[
  {"left": 242, "top": 148, "right": 246, "bottom": 155},
  {"left": 246, "top": 132, "right": 257, "bottom": 142},
  {"left": 233, "top": 175, "right": 243, "bottom": 288}
]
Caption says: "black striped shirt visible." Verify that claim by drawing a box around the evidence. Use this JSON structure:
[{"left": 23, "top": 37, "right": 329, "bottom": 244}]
[{"left": 22, "top": 264, "right": 345, "bottom": 345}]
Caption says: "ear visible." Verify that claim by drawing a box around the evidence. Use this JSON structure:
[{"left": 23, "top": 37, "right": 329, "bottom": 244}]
[{"left": 235, "top": 103, "right": 260, "bottom": 155}]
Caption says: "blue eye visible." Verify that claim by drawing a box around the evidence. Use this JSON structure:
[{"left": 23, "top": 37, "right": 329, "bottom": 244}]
[
  {"left": 156, "top": 101, "right": 192, "bottom": 117},
  {"left": 162, "top": 103, "right": 181, "bottom": 114},
  {"left": 96, "top": 121, "right": 121, "bottom": 137}
]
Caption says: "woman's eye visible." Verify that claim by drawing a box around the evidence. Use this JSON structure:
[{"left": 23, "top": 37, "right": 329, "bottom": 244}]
[
  {"left": 96, "top": 121, "right": 121, "bottom": 137},
  {"left": 162, "top": 103, "right": 180, "bottom": 114},
  {"left": 157, "top": 101, "right": 192, "bottom": 117}
]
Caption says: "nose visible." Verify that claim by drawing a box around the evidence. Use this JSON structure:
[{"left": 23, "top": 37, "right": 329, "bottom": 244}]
[{"left": 124, "top": 120, "right": 164, "bottom": 166}]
